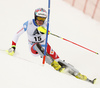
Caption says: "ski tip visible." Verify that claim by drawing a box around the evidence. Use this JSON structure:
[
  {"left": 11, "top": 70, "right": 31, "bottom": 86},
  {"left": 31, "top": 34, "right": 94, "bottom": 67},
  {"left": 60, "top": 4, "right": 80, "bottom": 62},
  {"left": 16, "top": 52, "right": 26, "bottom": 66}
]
[
  {"left": 88, "top": 78, "right": 97, "bottom": 84},
  {"left": 92, "top": 78, "right": 97, "bottom": 84}
]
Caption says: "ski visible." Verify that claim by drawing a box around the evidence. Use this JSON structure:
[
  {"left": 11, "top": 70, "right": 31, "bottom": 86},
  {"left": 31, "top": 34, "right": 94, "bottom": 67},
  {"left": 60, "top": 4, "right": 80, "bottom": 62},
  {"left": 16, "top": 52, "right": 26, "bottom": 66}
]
[{"left": 88, "top": 78, "right": 97, "bottom": 84}]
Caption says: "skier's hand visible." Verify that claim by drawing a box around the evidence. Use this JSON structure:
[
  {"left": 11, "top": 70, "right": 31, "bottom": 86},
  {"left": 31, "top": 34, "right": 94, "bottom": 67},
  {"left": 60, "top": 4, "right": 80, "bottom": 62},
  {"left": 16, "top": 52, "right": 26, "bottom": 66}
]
[
  {"left": 37, "top": 26, "right": 50, "bottom": 34},
  {"left": 6, "top": 45, "right": 16, "bottom": 56}
]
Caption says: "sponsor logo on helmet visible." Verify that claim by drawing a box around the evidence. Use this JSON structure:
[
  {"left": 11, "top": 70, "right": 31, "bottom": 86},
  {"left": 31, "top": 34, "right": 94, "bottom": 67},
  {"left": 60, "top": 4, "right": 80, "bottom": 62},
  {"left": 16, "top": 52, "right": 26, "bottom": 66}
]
[
  {"left": 36, "top": 11, "right": 47, "bottom": 17},
  {"left": 38, "top": 13, "right": 46, "bottom": 16},
  {"left": 38, "top": 13, "right": 45, "bottom": 15}
]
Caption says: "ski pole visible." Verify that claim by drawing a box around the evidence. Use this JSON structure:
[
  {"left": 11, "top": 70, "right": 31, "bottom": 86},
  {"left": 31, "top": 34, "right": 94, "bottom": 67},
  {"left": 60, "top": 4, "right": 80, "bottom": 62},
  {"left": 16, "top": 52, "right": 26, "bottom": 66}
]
[
  {"left": 43, "top": 0, "right": 51, "bottom": 64},
  {"left": 50, "top": 33, "right": 99, "bottom": 55},
  {"left": 37, "top": 27, "right": 99, "bottom": 55}
]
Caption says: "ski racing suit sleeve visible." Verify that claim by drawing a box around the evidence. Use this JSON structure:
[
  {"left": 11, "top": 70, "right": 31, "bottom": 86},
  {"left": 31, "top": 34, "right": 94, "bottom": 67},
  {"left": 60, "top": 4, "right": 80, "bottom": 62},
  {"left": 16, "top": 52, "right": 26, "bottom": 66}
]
[{"left": 12, "top": 21, "right": 28, "bottom": 46}]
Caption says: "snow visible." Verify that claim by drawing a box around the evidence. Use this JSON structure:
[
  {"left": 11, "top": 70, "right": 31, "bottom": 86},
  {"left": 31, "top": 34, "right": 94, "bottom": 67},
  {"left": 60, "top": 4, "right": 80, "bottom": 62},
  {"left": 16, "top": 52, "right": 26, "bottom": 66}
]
[{"left": 0, "top": 0, "right": 100, "bottom": 88}]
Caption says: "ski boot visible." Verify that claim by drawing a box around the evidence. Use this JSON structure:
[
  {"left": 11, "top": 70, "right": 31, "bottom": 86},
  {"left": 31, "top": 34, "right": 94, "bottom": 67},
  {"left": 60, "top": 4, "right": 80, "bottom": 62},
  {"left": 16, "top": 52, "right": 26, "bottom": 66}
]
[{"left": 51, "top": 60, "right": 65, "bottom": 72}]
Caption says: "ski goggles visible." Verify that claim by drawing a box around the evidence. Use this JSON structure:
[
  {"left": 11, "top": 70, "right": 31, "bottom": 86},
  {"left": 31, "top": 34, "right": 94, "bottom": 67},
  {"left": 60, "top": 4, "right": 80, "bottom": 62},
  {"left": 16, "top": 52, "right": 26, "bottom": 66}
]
[{"left": 36, "top": 17, "right": 46, "bottom": 21}]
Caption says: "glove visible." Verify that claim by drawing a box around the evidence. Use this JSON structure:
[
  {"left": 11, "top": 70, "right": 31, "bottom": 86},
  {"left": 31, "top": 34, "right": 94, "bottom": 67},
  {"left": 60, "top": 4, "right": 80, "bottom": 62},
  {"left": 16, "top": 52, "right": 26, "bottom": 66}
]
[
  {"left": 37, "top": 26, "right": 50, "bottom": 34},
  {"left": 6, "top": 45, "right": 16, "bottom": 56}
]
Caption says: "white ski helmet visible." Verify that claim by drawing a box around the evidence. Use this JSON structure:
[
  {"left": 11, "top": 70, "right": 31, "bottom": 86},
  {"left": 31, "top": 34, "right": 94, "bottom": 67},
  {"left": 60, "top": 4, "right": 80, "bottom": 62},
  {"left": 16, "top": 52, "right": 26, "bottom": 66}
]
[{"left": 34, "top": 8, "right": 47, "bottom": 21}]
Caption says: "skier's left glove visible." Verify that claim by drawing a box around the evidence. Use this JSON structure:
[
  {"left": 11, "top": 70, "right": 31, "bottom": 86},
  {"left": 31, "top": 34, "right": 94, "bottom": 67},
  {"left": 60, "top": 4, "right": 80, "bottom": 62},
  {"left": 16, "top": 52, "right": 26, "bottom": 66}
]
[
  {"left": 6, "top": 45, "right": 16, "bottom": 56},
  {"left": 37, "top": 26, "right": 50, "bottom": 34}
]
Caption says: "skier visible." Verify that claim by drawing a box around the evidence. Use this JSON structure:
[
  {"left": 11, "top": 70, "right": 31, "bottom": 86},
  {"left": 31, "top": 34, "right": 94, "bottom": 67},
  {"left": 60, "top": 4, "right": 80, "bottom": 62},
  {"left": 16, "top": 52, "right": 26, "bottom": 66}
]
[{"left": 7, "top": 8, "right": 96, "bottom": 84}]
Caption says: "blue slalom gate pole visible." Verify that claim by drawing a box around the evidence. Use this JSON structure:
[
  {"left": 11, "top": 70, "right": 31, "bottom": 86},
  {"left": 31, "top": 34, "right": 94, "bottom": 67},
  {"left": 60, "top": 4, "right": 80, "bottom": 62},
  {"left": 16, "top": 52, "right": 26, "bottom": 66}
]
[{"left": 43, "top": 0, "right": 50, "bottom": 64}]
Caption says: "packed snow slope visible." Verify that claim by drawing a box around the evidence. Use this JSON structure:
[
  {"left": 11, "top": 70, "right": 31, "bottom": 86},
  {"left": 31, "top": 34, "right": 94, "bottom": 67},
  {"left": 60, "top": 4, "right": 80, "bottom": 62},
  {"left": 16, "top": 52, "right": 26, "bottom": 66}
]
[{"left": 0, "top": 0, "right": 100, "bottom": 88}]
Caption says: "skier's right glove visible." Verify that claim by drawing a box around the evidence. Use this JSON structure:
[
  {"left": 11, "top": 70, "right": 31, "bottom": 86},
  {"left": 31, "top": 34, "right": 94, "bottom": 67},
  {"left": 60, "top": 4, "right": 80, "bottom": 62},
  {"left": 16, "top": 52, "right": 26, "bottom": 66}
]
[
  {"left": 51, "top": 60, "right": 65, "bottom": 72},
  {"left": 6, "top": 45, "right": 16, "bottom": 56}
]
